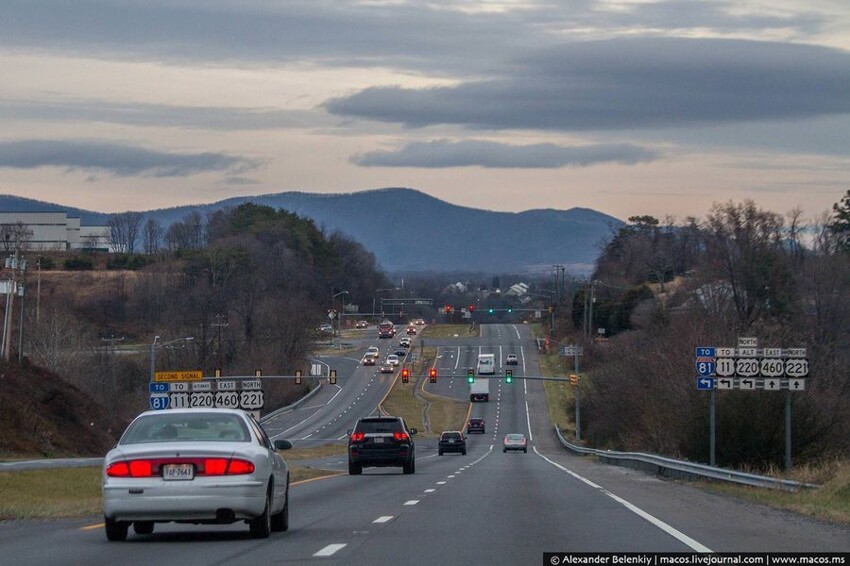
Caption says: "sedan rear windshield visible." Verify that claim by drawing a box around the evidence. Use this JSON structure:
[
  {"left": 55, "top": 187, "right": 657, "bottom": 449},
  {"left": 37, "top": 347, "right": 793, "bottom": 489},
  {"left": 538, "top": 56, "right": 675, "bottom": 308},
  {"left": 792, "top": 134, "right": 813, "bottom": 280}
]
[
  {"left": 356, "top": 419, "right": 403, "bottom": 433},
  {"left": 441, "top": 432, "right": 462, "bottom": 440},
  {"left": 120, "top": 413, "right": 251, "bottom": 444}
]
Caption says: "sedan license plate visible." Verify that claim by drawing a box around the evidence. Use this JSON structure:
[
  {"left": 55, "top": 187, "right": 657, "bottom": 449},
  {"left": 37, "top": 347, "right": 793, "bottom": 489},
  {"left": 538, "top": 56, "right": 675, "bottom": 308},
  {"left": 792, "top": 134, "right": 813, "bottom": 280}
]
[
  {"left": 448, "top": 439, "right": 455, "bottom": 444},
  {"left": 374, "top": 437, "right": 384, "bottom": 444},
  {"left": 163, "top": 463, "right": 194, "bottom": 480}
]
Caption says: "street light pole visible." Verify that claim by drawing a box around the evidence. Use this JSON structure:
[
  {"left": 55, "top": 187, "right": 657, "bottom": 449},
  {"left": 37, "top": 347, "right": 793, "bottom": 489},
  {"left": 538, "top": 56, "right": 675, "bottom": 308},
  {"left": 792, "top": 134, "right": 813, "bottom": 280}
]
[{"left": 332, "top": 290, "right": 348, "bottom": 349}]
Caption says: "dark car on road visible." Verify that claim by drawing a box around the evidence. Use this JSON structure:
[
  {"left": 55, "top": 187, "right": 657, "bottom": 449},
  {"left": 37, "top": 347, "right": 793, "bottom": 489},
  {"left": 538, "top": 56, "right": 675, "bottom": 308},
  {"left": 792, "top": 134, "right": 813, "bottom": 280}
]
[
  {"left": 438, "top": 431, "right": 466, "bottom": 455},
  {"left": 466, "top": 418, "right": 485, "bottom": 434},
  {"left": 348, "top": 416, "right": 416, "bottom": 475}
]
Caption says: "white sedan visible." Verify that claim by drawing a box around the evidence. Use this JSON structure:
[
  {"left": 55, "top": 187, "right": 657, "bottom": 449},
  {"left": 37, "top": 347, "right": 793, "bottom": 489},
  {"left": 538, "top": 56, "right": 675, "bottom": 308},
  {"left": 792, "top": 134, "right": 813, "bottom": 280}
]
[
  {"left": 386, "top": 354, "right": 400, "bottom": 366},
  {"left": 102, "top": 408, "right": 293, "bottom": 541}
]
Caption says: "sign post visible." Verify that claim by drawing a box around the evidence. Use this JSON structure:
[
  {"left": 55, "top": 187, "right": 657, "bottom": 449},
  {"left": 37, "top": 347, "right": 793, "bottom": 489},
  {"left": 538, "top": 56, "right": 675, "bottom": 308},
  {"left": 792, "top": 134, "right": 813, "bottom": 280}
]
[{"left": 694, "top": 340, "right": 807, "bottom": 470}]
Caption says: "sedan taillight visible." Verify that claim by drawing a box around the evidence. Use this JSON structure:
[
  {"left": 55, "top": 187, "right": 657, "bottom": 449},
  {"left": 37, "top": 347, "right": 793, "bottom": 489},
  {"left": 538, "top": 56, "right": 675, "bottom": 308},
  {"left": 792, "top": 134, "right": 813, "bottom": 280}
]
[
  {"left": 350, "top": 432, "right": 365, "bottom": 442},
  {"left": 393, "top": 431, "right": 409, "bottom": 441},
  {"left": 105, "top": 457, "right": 255, "bottom": 477}
]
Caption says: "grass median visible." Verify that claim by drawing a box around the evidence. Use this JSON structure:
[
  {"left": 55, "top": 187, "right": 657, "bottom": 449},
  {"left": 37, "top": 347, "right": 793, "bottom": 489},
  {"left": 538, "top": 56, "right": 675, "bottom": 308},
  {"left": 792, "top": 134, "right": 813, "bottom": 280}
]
[
  {"left": 0, "top": 463, "right": 341, "bottom": 520},
  {"left": 379, "top": 348, "right": 469, "bottom": 438},
  {"left": 420, "top": 324, "right": 478, "bottom": 339}
]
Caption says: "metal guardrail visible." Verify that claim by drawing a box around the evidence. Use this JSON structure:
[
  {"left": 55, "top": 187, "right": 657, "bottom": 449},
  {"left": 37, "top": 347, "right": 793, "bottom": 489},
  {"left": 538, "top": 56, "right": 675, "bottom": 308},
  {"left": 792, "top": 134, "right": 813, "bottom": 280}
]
[{"left": 554, "top": 426, "right": 819, "bottom": 492}]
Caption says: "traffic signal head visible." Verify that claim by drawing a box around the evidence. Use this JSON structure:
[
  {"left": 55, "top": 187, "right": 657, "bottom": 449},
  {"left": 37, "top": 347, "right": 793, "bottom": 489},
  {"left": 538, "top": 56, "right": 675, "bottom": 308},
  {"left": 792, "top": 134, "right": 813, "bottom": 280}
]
[
  {"left": 468, "top": 305, "right": 475, "bottom": 312},
  {"left": 488, "top": 308, "right": 494, "bottom": 314},
  {"left": 295, "top": 369, "right": 302, "bottom": 385},
  {"left": 505, "top": 369, "right": 513, "bottom": 383},
  {"left": 429, "top": 368, "right": 437, "bottom": 383},
  {"left": 401, "top": 368, "right": 410, "bottom": 383},
  {"left": 467, "top": 369, "right": 475, "bottom": 383},
  {"left": 329, "top": 369, "right": 337, "bottom": 385},
  {"left": 507, "top": 307, "right": 513, "bottom": 313}
]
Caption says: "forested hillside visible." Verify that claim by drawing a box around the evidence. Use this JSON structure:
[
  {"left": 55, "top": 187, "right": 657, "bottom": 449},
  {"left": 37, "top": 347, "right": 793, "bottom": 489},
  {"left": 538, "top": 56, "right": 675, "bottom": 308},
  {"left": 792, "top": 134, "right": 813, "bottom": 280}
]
[
  {"left": 556, "top": 194, "right": 850, "bottom": 469},
  {"left": 18, "top": 204, "right": 389, "bottom": 428}
]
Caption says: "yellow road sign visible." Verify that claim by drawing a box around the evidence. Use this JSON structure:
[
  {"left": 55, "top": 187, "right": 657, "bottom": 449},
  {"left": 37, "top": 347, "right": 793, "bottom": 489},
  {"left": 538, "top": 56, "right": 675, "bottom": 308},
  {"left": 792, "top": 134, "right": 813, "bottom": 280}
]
[{"left": 155, "top": 370, "right": 203, "bottom": 382}]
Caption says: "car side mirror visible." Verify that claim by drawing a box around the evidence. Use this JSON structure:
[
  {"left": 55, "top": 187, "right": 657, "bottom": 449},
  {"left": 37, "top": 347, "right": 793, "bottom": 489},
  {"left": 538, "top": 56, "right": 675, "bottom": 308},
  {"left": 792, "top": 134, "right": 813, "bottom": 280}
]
[
  {"left": 409, "top": 428, "right": 417, "bottom": 436},
  {"left": 274, "top": 439, "right": 293, "bottom": 451}
]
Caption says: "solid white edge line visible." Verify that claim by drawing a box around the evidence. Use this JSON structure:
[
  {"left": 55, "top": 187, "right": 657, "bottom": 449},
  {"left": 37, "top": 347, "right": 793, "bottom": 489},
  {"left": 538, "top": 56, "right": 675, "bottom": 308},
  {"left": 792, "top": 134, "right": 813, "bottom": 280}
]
[
  {"left": 273, "top": 385, "right": 345, "bottom": 439},
  {"left": 523, "top": 373, "right": 533, "bottom": 442},
  {"left": 314, "top": 543, "right": 347, "bottom": 557},
  {"left": 532, "top": 447, "right": 712, "bottom": 553}
]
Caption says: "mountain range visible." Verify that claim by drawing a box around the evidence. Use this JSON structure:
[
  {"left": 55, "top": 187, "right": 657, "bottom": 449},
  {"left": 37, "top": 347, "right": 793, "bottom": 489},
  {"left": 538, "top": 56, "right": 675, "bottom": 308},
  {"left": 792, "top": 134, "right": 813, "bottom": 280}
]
[{"left": 0, "top": 188, "right": 621, "bottom": 273}]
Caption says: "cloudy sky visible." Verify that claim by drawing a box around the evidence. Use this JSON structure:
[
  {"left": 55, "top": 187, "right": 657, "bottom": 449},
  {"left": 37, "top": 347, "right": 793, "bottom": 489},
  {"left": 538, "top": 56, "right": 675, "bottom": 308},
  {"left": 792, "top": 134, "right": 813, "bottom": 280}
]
[{"left": 2, "top": 0, "right": 849, "bottom": 221}]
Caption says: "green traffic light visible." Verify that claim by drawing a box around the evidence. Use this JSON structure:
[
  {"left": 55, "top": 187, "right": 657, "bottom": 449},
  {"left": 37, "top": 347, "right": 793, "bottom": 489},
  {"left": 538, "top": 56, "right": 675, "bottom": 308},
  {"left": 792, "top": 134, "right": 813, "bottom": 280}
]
[
  {"left": 488, "top": 308, "right": 494, "bottom": 314},
  {"left": 505, "top": 370, "right": 513, "bottom": 383},
  {"left": 467, "top": 370, "right": 475, "bottom": 383}
]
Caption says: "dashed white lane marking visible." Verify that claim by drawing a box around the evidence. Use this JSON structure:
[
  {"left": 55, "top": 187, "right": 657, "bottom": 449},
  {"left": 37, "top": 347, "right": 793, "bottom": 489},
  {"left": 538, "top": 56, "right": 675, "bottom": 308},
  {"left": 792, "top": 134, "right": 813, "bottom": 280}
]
[
  {"left": 447, "top": 475, "right": 455, "bottom": 478},
  {"left": 437, "top": 481, "right": 447, "bottom": 485},
  {"left": 314, "top": 543, "right": 347, "bottom": 557},
  {"left": 373, "top": 516, "right": 394, "bottom": 524},
  {"left": 532, "top": 447, "right": 712, "bottom": 553},
  {"left": 404, "top": 500, "right": 419, "bottom": 506},
  {"left": 424, "top": 489, "right": 435, "bottom": 493}
]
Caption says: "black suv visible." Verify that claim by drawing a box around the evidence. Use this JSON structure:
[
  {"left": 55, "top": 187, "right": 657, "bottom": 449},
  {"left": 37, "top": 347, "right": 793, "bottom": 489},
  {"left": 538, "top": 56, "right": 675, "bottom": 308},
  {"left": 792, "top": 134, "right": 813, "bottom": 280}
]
[
  {"left": 466, "top": 418, "right": 485, "bottom": 434},
  {"left": 348, "top": 416, "right": 417, "bottom": 475},
  {"left": 438, "top": 431, "right": 466, "bottom": 456}
]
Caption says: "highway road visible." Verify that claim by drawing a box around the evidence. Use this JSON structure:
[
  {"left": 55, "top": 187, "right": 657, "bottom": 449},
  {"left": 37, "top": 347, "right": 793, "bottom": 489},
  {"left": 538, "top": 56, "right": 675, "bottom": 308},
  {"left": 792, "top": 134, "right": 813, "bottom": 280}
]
[{"left": 2, "top": 323, "right": 848, "bottom": 564}]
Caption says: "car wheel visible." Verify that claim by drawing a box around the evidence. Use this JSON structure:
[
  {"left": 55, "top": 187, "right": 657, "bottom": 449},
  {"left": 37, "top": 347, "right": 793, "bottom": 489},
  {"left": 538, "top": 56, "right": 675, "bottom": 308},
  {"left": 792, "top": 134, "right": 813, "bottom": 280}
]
[
  {"left": 133, "top": 521, "right": 154, "bottom": 535},
  {"left": 249, "top": 488, "right": 272, "bottom": 539},
  {"left": 503, "top": 448, "right": 507, "bottom": 453},
  {"left": 462, "top": 449, "right": 467, "bottom": 455},
  {"left": 348, "top": 461, "right": 362, "bottom": 475},
  {"left": 403, "top": 457, "right": 415, "bottom": 475},
  {"left": 524, "top": 448, "right": 527, "bottom": 453},
  {"left": 438, "top": 450, "right": 443, "bottom": 456},
  {"left": 104, "top": 517, "right": 129, "bottom": 542}
]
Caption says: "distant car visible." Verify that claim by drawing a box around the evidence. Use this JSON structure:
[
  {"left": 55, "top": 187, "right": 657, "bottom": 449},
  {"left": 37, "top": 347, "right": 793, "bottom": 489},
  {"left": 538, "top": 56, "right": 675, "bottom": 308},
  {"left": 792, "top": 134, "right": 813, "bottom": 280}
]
[
  {"left": 355, "top": 320, "right": 368, "bottom": 329},
  {"left": 348, "top": 416, "right": 416, "bottom": 475},
  {"left": 414, "top": 319, "right": 425, "bottom": 326},
  {"left": 466, "top": 418, "right": 485, "bottom": 434},
  {"left": 386, "top": 354, "right": 400, "bottom": 366},
  {"left": 393, "top": 348, "right": 407, "bottom": 357},
  {"left": 102, "top": 408, "right": 293, "bottom": 541},
  {"left": 365, "top": 346, "right": 380, "bottom": 358},
  {"left": 406, "top": 326, "right": 417, "bottom": 335},
  {"left": 317, "top": 323, "right": 334, "bottom": 334},
  {"left": 380, "top": 362, "right": 395, "bottom": 373},
  {"left": 399, "top": 337, "right": 411, "bottom": 347},
  {"left": 506, "top": 354, "right": 518, "bottom": 365},
  {"left": 362, "top": 354, "right": 377, "bottom": 366},
  {"left": 438, "top": 431, "right": 466, "bottom": 456},
  {"left": 503, "top": 433, "right": 528, "bottom": 453}
]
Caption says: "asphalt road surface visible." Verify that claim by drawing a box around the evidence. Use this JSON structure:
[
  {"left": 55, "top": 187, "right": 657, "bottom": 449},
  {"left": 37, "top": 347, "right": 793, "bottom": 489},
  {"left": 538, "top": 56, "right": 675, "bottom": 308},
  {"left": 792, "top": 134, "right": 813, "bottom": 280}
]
[{"left": 2, "top": 323, "right": 848, "bottom": 564}]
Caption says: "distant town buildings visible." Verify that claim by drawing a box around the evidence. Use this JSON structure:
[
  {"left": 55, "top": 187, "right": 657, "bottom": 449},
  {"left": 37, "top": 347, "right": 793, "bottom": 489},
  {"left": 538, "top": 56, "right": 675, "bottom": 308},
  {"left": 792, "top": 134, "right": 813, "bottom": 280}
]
[{"left": 0, "top": 212, "right": 110, "bottom": 252}]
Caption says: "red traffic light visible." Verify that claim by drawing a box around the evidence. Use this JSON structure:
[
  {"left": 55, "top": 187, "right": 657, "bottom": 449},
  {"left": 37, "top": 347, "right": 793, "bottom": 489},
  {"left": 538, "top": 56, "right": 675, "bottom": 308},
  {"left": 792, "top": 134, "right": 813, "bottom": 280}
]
[
  {"left": 401, "top": 368, "right": 410, "bottom": 383},
  {"left": 468, "top": 305, "right": 475, "bottom": 312},
  {"left": 445, "top": 304, "right": 453, "bottom": 313},
  {"left": 429, "top": 368, "right": 437, "bottom": 383}
]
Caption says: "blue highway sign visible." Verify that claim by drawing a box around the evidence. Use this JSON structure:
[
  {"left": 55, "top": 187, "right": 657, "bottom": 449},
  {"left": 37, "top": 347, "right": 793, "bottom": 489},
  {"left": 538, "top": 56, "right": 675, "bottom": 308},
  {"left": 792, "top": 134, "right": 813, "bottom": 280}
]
[
  {"left": 696, "top": 377, "right": 716, "bottom": 390},
  {"left": 695, "top": 347, "right": 716, "bottom": 358},
  {"left": 149, "top": 382, "right": 169, "bottom": 393}
]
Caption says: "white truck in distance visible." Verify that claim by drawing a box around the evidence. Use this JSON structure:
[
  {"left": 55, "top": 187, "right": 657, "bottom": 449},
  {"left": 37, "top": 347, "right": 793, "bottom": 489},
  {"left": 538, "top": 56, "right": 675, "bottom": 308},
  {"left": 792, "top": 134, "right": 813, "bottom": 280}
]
[
  {"left": 471, "top": 354, "right": 494, "bottom": 401},
  {"left": 470, "top": 378, "right": 489, "bottom": 402}
]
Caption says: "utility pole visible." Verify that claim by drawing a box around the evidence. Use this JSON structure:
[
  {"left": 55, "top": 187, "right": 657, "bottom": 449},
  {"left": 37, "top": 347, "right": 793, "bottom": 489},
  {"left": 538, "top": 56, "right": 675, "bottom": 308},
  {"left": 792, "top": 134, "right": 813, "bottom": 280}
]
[{"left": 212, "top": 314, "right": 228, "bottom": 373}]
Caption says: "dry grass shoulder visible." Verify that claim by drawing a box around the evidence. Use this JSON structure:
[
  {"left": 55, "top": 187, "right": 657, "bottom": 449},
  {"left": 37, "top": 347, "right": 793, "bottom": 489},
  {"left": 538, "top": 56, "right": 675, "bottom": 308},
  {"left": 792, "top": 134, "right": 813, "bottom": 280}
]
[
  {"left": 701, "top": 460, "right": 850, "bottom": 525},
  {"left": 0, "top": 463, "right": 341, "bottom": 520}
]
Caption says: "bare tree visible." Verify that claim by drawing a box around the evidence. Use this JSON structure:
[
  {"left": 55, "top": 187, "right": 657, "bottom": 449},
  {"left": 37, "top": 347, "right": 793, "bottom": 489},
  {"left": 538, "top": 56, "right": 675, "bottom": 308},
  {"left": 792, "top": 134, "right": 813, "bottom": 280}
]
[
  {"left": 0, "top": 222, "right": 33, "bottom": 253},
  {"left": 143, "top": 218, "right": 163, "bottom": 255},
  {"left": 107, "top": 212, "right": 143, "bottom": 253}
]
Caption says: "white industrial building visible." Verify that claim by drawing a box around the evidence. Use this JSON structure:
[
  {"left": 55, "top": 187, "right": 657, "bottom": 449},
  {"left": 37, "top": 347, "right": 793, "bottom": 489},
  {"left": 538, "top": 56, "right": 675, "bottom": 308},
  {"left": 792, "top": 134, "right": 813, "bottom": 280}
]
[{"left": 0, "top": 212, "right": 110, "bottom": 251}]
